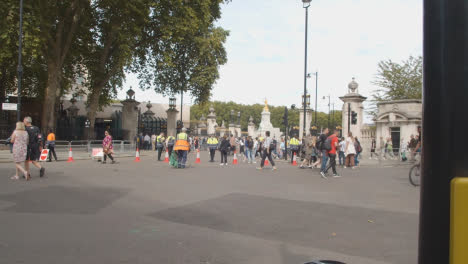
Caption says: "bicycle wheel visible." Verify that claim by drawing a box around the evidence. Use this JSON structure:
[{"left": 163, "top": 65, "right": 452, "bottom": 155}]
[{"left": 409, "top": 164, "right": 420, "bottom": 186}]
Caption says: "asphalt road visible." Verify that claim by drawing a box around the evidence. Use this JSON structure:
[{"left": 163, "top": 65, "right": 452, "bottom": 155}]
[{"left": 0, "top": 152, "right": 419, "bottom": 264}]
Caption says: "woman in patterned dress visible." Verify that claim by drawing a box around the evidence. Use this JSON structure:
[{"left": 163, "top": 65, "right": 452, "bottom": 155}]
[
  {"left": 11, "top": 122, "right": 30, "bottom": 180},
  {"left": 102, "top": 130, "right": 115, "bottom": 164}
]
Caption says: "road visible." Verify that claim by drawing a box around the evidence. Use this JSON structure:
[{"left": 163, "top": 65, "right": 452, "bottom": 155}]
[{"left": 0, "top": 152, "right": 419, "bottom": 264}]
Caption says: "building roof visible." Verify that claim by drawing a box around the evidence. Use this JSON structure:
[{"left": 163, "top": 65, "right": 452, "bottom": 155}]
[{"left": 377, "top": 99, "right": 422, "bottom": 105}]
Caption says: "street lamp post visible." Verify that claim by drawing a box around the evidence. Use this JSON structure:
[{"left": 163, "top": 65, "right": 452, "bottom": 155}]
[
  {"left": 16, "top": 0, "right": 24, "bottom": 121},
  {"left": 323, "top": 95, "right": 330, "bottom": 128},
  {"left": 313, "top": 71, "right": 318, "bottom": 125},
  {"left": 302, "top": 0, "right": 312, "bottom": 137}
]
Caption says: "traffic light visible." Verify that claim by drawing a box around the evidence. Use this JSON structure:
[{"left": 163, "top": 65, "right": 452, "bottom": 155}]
[
  {"left": 283, "top": 107, "right": 288, "bottom": 126},
  {"left": 351, "top": 111, "right": 358, "bottom": 125}
]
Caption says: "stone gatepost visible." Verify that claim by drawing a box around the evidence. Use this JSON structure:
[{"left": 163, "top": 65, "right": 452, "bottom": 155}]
[
  {"left": 206, "top": 106, "right": 218, "bottom": 135},
  {"left": 248, "top": 116, "right": 256, "bottom": 137},
  {"left": 121, "top": 88, "right": 140, "bottom": 141},
  {"left": 299, "top": 108, "right": 312, "bottom": 140},
  {"left": 339, "top": 78, "right": 367, "bottom": 140},
  {"left": 166, "top": 108, "right": 179, "bottom": 138}
]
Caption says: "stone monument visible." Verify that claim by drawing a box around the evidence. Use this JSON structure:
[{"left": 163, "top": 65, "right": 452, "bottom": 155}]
[
  {"left": 339, "top": 78, "right": 367, "bottom": 140},
  {"left": 121, "top": 88, "right": 140, "bottom": 141},
  {"left": 166, "top": 103, "right": 179, "bottom": 138},
  {"left": 247, "top": 116, "right": 256, "bottom": 137},
  {"left": 254, "top": 99, "right": 282, "bottom": 139},
  {"left": 206, "top": 106, "right": 218, "bottom": 135}
]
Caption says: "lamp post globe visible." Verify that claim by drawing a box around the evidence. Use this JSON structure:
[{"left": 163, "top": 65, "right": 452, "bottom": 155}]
[{"left": 302, "top": 0, "right": 312, "bottom": 8}]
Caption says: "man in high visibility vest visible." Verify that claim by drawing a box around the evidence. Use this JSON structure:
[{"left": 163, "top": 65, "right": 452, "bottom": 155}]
[
  {"left": 174, "top": 127, "right": 190, "bottom": 168},
  {"left": 207, "top": 135, "right": 219, "bottom": 162},
  {"left": 289, "top": 135, "right": 300, "bottom": 163},
  {"left": 156, "top": 132, "right": 166, "bottom": 161}
]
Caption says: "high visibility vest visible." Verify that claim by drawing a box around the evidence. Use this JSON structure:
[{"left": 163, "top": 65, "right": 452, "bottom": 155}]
[
  {"left": 290, "top": 138, "right": 300, "bottom": 150},
  {"left": 167, "top": 136, "right": 175, "bottom": 146},
  {"left": 156, "top": 135, "right": 165, "bottom": 147},
  {"left": 207, "top": 138, "right": 219, "bottom": 149},
  {"left": 174, "top": 133, "right": 190, "bottom": 151}
]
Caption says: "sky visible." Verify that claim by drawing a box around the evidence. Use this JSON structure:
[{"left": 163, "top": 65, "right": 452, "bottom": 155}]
[{"left": 118, "top": 0, "right": 422, "bottom": 122}]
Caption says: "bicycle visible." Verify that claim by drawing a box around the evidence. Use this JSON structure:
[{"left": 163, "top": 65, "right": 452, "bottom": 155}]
[{"left": 409, "top": 152, "right": 421, "bottom": 186}]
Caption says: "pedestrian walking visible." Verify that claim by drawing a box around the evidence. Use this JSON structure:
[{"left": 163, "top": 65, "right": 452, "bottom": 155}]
[
  {"left": 24, "top": 116, "right": 45, "bottom": 178},
  {"left": 102, "top": 130, "right": 115, "bottom": 164},
  {"left": 219, "top": 135, "right": 230, "bottom": 166},
  {"left": 344, "top": 132, "right": 356, "bottom": 169},
  {"left": 370, "top": 138, "right": 378, "bottom": 159},
  {"left": 245, "top": 136, "right": 254, "bottom": 163},
  {"left": 207, "top": 135, "right": 219, "bottom": 162},
  {"left": 400, "top": 138, "right": 408, "bottom": 161},
  {"left": 144, "top": 134, "right": 151, "bottom": 150},
  {"left": 229, "top": 135, "right": 236, "bottom": 155},
  {"left": 156, "top": 132, "right": 166, "bottom": 161},
  {"left": 257, "top": 131, "right": 277, "bottom": 170},
  {"left": 354, "top": 137, "right": 362, "bottom": 166},
  {"left": 321, "top": 129, "right": 340, "bottom": 178},
  {"left": 10, "top": 122, "right": 30, "bottom": 180},
  {"left": 174, "top": 128, "right": 190, "bottom": 169},
  {"left": 338, "top": 137, "right": 346, "bottom": 165},
  {"left": 46, "top": 129, "right": 58, "bottom": 162},
  {"left": 379, "top": 136, "right": 386, "bottom": 160},
  {"left": 386, "top": 138, "right": 395, "bottom": 159},
  {"left": 318, "top": 128, "right": 330, "bottom": 175}
]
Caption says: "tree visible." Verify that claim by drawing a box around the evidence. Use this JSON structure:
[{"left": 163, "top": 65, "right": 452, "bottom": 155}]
[
  {"left": 370, "top": 55, "right": 422, "bottom": 116},
  {"left": 138, "top": 0, "right": 228, "bottom": 104},
  {"left": 84, "top": 0, "right": 150, "bottom": 138}
]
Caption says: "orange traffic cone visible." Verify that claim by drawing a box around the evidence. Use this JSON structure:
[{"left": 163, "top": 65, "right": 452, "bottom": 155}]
[
  {"left": 67, "top": 146, "right": 74, "bottom": 162},
  {"left": 134, "top": 148, "right": 141, "bottom": 162},
  {"left": 292, "top": 153, "right": 297, "bottom": 166},
  {"left": 264, "top": 155, "right": 269, "bottom": 166},
  {"left": 195, "top": 149, "right": 201, "bottom": 163},
  {"left": 233, "top": 150, "right": 238, "bottom": 165},
  {"left": 164, "top": 149, "right": 169, "bottom": 163}
]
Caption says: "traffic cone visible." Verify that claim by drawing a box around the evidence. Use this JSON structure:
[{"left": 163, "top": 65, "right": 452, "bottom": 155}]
[
  {"left": 292, "top": 153, "right": 297, "bottom": 166},
  {"left": 67, "top": 146, "right": 74, "bottom": 162},
  {"left": 134, "top": 148, "right": 141, "bottom": 162},
  {"left": 233, "top": 151, "right": 238, "bottom": 165},
  {"left": 265, "top": 158, "right": 269, "bottom": 166},
  {"left": 164, "top": 149, "right": 169, "bottom": 163},
  {"left": 195, "top": 149, "right": 201, "bottom": 163}
]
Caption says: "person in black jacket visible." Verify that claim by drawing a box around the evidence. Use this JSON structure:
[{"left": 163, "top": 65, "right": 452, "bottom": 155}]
[{"left": 219, "top": 135, "right": 230, "bottom": 166}]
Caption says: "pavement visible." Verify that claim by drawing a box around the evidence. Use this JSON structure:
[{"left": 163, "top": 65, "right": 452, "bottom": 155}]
[{"left": 0, "top": 151, "right": 419, "bottom": 264}]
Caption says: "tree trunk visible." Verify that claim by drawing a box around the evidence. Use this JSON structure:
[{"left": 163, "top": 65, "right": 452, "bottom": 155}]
[
  {"left": 41, "top": 61, "right": 60, "bottom": 132},
  {"left": 87, "top": 89, "right": 101, "bottom": 140}
]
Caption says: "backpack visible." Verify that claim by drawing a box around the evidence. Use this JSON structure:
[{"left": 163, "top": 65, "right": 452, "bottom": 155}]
[
  {"left": 26, "top": 126, "right": 41, "bottom": 146},
  {"left": 270, "top": 139, "right": 277, "bottom": 150},
  {"left": 355, "top": 141, "right": 362, "bottom": 153},
  {"left": 323, "top": 137, "right": 332, "bottom": 151},
  {"left": 248, "top": 140, "right": 253, "bottom": 149},
  {"left": 316, "top": 135, "right": 326, "bottom": 150}
]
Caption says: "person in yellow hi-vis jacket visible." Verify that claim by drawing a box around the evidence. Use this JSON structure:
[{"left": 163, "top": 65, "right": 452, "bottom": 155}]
[
  {"left": 207, "top": 135, "right": 219, "bottom": 162},
  {"left": 156, "top": 132, "right": 166, "bottom": 161},
  {"left": 174, "top": 128, "right": 190, "bottom": 168},
  {"left": 289, "top": 135, "right": 300, "bottom": 164}
]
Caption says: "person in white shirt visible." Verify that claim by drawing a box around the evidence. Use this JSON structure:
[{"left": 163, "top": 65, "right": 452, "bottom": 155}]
[
  {"left": 338, "top": 137, "right": 346, "bottom": 166},
  {"left": 144, "top": 134, "right": 151, "bottom": 150},
  {"left": 344, "top": 132, "right": 356, "bottom": 169},
  {"left": 151, "top": 134, "right": 157, "bottom": 151}
]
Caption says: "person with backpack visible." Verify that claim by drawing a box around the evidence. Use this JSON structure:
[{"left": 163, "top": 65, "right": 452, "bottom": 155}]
[
  {"left": 289, "top": 135, "right": 300, "bottom": 163},
  {"left": 245, "top": 136, "right": 254, "bottom": 163},
  {"left": 320, "top": 129, "right": 340, "bottom": 178},
  {"left": 344, "top": 132, "right": 356, "bottom": 169},
  {"left": 219, "top": 135, "right": 230, "bottom": 166},
  {"left": 318, "top": 128, "right": 330, "bottom": 175},
  {"left": 354, "top": 137, "right": 362, "bottom": 166},
  {"left": 23, "top": 116, "right": 45, "bottom": 178},
  {"left": 257, "top": 131, "right": 277, "bottom": 170}
]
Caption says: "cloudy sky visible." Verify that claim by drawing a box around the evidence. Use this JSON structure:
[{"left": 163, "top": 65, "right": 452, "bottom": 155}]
[{"left": 118, "top": 0, "right": 422, "bottom": 121}]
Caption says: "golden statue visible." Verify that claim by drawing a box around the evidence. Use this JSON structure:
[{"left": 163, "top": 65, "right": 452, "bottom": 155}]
[{"left": 263, "top": 98, "right": 269, "bottom": 112}]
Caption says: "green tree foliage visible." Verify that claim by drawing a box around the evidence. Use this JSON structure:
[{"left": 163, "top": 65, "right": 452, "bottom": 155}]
[
  {"left": 190, "top": 101, "right": 342, "bottom": 132},
  {"left": 137, "top": 0, "right": 228, "bottom": 104},
  {"left": 370, "top": 55, "right": 422, "bottom": 116}
]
